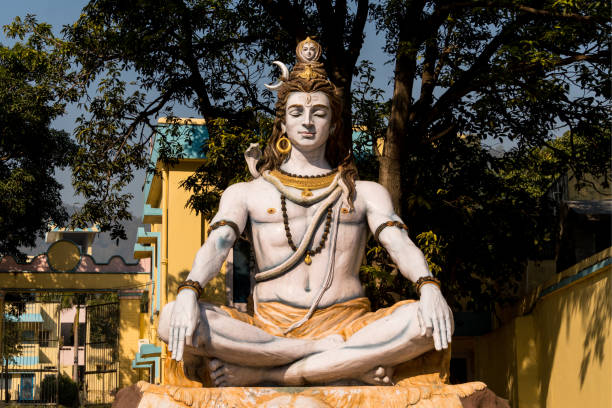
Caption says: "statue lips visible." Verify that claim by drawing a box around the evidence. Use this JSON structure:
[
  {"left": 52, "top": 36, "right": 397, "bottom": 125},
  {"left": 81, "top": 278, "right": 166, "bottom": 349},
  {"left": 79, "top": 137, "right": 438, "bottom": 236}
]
[{"left": 299, "top": 131, "right": 316, "bottom": 139}]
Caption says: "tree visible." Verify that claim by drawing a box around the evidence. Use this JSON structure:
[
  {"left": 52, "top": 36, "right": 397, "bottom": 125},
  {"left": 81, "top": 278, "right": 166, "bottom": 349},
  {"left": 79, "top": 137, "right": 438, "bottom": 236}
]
[
  {"left": 1, "top": 293, "right": 28, "bottom": 402},
  {"left": 0, "top": 17, "right": 77, "bottom": 257},
  {"left": 7, "top": 1, "right": 608, "bottom": 308},
  {"left": 372, "top": 0, "right": 609, "bottom": 212},
  {"left": 41, "top": 373, "right": 79, "bottom": 407}
]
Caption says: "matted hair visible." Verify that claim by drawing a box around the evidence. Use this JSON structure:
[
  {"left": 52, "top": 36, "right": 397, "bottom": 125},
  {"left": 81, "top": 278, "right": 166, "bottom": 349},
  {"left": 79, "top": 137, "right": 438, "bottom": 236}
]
[{"left": 258, "top": 77, "right": 358, "bottom": 207}]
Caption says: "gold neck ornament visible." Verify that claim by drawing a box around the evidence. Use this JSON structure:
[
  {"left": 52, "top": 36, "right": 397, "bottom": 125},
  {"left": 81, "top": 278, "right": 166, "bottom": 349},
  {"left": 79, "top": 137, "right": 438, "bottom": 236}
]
[{"left": 269, "top": 169, "right": 338, "bottom": 197}]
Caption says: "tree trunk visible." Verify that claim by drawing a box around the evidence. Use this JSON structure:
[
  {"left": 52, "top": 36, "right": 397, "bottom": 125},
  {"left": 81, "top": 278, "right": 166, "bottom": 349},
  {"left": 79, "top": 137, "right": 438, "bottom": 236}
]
[{"left": 379, "top": 40, "right": 417, "bottom": 215}]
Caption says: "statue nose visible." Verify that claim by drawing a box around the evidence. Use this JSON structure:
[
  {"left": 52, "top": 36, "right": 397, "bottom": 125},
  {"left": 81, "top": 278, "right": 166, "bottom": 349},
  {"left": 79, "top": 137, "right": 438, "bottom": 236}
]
[{"left": 303, "top": 115, "right": 314, "bottom": 126}]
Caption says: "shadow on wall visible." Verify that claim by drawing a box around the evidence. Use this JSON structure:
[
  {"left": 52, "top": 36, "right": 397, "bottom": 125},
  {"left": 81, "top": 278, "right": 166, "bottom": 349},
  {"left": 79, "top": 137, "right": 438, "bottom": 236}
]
[
  {"left": 477, "top": 320, "right": 518, "bottom": 402},
  {"left": 167, "top": 269, "right": 227, "bottom": 305},
  {"left": 577, "top": 275, "right": 611, "bottom": 385},
  {"left": 535, "top": 270, "right": 610, "bottom": 405}
]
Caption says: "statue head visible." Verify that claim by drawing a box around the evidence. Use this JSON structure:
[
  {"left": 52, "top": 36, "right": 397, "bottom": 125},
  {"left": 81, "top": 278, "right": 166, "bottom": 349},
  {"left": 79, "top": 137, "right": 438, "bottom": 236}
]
[
  {"left": 259, "top": 38, "right": 355, "bottom": 183},
  {"left": 281, "top": 91, "right": 334, "bottom": 154},
  {"left": 296, "top": 37, "right": 321, "bottom": 63}
]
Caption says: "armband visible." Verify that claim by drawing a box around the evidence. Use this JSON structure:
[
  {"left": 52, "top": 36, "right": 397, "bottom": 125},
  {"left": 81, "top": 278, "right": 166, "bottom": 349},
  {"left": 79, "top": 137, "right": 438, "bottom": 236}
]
[
  {"left": 374, "top": 220, "right": 409, "bottom": 242},
  {"left": 207, "top": 220, "right": 240, "bottom": 242},
  {"left": 415, "top": 276, "right": 441, "bottom": 294},
  {"left": 178, "top": 279, "right": 203, "bottom": 298}
]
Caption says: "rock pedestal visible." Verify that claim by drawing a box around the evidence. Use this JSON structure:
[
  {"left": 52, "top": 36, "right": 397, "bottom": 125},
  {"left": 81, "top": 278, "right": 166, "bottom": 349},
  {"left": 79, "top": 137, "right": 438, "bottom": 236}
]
[{"left": 116, "top": 379, "right": 490, "bottom": 408}]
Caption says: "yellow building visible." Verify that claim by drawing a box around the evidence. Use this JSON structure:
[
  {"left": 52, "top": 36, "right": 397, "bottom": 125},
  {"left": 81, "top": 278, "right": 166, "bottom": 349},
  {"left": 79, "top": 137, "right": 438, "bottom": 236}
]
[
  {"left": 0, "top": 228, "right": 151, "bottom": 404},
  {"left": 132, "top": 118, "right": 236, "bottom": 386}
]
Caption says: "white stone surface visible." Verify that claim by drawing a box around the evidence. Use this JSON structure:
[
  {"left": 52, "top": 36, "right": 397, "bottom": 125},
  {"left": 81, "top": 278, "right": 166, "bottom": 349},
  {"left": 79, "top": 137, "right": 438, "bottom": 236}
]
[{"left": 158, "top": 90, "right": 453, "bottom": 387}]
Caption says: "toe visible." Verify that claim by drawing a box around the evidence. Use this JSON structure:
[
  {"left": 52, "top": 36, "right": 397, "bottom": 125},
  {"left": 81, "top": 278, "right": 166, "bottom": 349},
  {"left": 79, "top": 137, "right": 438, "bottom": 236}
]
[
  {"left": 212, "top": 367, "right": 225, "bottom": 380},
  {"left": 214, "top": 375, "right": 225, "bottom": 387},
  {"left": 209, "top": 358, "right": 223, "bottom": 371}
]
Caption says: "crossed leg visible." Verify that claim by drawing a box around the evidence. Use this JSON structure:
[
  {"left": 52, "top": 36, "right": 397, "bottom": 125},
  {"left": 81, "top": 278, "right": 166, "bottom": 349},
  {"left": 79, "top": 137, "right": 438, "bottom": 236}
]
[
  {"left": 208, "top": 302, "right": 436, "bottom": 386},
  {"left": 158, "top": 301, "right": 344, "bottom": 367}
]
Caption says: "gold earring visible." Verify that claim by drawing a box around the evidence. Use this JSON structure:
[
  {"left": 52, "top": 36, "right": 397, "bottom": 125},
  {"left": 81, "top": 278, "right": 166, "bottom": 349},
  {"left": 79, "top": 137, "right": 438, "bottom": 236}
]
[{"left": 276, "top": 136, "right": 292, "bottom": 154}]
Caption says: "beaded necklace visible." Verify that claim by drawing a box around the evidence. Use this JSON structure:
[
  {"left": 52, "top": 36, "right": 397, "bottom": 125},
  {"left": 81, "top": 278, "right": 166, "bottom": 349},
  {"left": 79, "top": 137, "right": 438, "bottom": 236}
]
[{"left": 281, "top": 195, "right": 332, "bottom": 265}]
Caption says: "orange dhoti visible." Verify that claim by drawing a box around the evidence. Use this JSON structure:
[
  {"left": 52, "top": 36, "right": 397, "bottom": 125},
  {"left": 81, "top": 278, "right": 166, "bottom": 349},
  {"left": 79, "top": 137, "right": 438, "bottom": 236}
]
[
  {"left": 166, "top": 297, "right": 450, "bottom": 388},
  {"left": 153, "top": 297, "right": 490, "bottom": 408},
  {"left": 218, "top": 297, "right": 451, "bottom": 386}
]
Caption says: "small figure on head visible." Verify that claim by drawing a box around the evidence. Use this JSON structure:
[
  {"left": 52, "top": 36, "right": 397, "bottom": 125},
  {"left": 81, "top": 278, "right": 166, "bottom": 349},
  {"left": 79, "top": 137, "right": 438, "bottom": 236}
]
[{"left": 296, "top": 36, "right": 322, "bottom": 63}]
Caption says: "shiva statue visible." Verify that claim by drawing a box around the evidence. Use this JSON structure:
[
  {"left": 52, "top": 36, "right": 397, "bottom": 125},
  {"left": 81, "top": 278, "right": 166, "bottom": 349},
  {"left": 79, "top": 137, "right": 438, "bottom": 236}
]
[{"left": 158, "top": 37, "right": 453, "bottom": 387}]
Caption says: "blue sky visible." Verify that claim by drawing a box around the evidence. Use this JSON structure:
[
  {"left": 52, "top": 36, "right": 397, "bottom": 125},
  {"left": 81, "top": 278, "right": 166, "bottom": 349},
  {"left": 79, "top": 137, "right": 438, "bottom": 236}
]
[{"left": 1, "top": 2, "right": 393, "bottom": 217}]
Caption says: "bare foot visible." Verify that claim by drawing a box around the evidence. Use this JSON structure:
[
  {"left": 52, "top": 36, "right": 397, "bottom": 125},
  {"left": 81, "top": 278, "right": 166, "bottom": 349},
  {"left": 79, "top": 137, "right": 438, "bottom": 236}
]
[
  {"left": 360, "top": 366, "right": 394, "bottom": 386},
  {"left": 209, "top": 358, "right": 269, "bottom": 387}
]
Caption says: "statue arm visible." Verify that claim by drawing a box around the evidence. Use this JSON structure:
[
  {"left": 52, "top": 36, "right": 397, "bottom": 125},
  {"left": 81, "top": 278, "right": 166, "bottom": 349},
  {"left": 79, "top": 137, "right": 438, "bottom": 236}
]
[
  {"left": 168, "top": 182, "right": 248, "bottom": 361},
  {"left": 189, "top": 182, "right": 249, "bottom": 286},
  {"left": 361, "top": 181, "right": 453, "bottom": 350}
]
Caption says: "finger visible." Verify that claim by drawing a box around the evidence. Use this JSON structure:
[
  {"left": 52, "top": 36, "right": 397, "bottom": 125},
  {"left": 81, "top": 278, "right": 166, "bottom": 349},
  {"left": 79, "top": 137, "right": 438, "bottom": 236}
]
[
  {"left": 186, "top": 327, "right": 193, "bottom": 348},
  {"left": 173, "top": 327, "right": 181, "bottom": 359},
  {"left": 417, "top": 309, "right": 427, "bottom": 336},
  {"left": 447, "top": 312, "right": 454, "bottom": 342},
  {"left": 375, "top": 366, "right": 385, "bottom": 377},
  {"left": 176, "top": 327, "right": 187, "bottom": 361},
  {"left": 170, "top": 327, "right": 175, "bottom": 358},
  {"left": 214, "top": 375, "right": 225, "bottom": 387},
  {"left": 382, "top": 376, "right": 390, "bottom": 384},
  {"left": 438, "top": 313, "right": 448, "bottom": 349},
  {"left": 431, "top": 316, "right": 442, "bottom": 351},
  {"left": 168, "top": 327, "right": 174, "bottom": 352}
]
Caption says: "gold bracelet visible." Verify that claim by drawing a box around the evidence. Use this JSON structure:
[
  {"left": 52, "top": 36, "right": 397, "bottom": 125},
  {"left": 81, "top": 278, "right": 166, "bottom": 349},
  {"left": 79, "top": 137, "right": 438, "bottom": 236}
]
[
  {"left": 178, "top": 279, "right": 203, "bottom": 298},
  {"left": 415, "top": 276, "right": 441, "bottom": 294},
  {"left": 207, "top": 220, "right": 240, "bottom": 241},
  {"left": 374, "top": 220, "right": 409, "bottom": 242}
]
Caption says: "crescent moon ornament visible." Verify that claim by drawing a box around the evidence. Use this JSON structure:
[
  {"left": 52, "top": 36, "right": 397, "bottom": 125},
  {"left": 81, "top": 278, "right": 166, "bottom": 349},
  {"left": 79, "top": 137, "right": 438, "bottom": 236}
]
[{"left": 264, "top": 61, "right": 290, "bottom": 90}]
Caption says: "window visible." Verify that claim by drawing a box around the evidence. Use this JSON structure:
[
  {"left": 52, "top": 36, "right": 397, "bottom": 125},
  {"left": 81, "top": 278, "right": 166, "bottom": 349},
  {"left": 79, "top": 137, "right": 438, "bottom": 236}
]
[
  {"left": 21, "top": 330, "right": 35, "bottom": 343},
  {"left": 38, "top": 330, "right": 50, "bottom": 347},
  {"left": 61, "top": 323, "right": 73, "bottom": 346},
  {"left": 19, "top": 374, "right": 35, "bottom": 401}
]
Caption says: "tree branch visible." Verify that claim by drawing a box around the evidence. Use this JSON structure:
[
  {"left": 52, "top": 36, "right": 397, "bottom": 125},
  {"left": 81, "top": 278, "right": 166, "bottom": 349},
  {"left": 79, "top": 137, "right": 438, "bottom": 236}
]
[
  {"left": 421, "top": 16, "right": 529, "bottom": 130},
  {"left": 425, "top": 123, "right": 457, "bottom": 145},
  {"left": 436, "top": 1, "right": 605, "bottom": 23},
  {"left": 433, "top": 22, "right": 456, "bottom": 84},
  {"left": 347, "top": 0, "right": 369, "bottom": 71},
  {"left": 315, "top": 0, "right": 337, "bottom": 60},
  {"left": 112, "top": 91, "right": 173, "bottom": 163},
  {"left": 411, "top": 39, "right": 439, "bottom": 122},
  {"left": 257, "top": 0, "right": 306, "bottom": 41},
  {"left": 178, "top": 5, "right": 214, "bottom": 120},
  {"left": 504, "top": 50, "right": 609, "bottom": 74},
  {"left": 334, "top": 0, "right": 348, "bottom": 29}
]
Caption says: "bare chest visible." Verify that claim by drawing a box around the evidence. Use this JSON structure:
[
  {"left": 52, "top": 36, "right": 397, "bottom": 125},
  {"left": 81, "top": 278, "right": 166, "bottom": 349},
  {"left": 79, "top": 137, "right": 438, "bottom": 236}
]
[{"left": 247, "top": 183, "right": 364, "bottom": 226}]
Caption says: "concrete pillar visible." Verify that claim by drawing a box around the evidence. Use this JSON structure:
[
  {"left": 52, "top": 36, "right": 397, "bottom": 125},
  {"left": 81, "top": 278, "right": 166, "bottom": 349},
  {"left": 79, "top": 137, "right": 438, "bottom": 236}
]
[{"left": 118, "top": 290, "right": 143, "bottom": 387}]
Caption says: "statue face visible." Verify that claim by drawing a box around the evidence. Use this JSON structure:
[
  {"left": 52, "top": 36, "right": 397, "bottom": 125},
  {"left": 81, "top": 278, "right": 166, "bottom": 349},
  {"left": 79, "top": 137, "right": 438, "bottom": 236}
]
[
  {"left": 300, "top": 42, "right": 317, "bottom": 61},
  {"left": 281, "top": 92, "right": 332, "bottom": 153}
]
